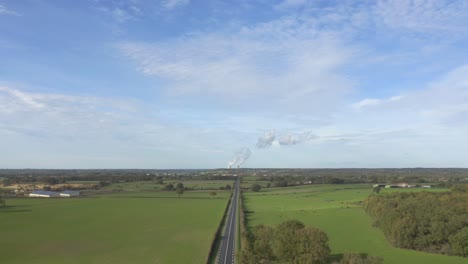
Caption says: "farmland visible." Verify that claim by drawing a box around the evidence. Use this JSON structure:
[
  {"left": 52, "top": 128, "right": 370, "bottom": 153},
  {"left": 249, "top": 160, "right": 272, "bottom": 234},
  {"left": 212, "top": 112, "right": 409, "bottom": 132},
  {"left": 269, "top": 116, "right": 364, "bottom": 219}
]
[
  {"left": 242, "top": 184, "right": 467, "bottom": 264},
  {"left": 0, "top": 189, "right": 230, "bottom": 264},
  {"left": 100, "top": 180, "right": 234, "bottom": 192}
]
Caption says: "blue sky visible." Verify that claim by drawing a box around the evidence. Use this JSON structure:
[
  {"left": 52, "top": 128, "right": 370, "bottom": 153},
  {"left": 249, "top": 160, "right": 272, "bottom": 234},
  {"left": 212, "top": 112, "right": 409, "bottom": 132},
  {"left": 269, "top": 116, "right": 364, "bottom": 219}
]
[{"left": 1, "top": 0, "right": 468, "bottom": 168}]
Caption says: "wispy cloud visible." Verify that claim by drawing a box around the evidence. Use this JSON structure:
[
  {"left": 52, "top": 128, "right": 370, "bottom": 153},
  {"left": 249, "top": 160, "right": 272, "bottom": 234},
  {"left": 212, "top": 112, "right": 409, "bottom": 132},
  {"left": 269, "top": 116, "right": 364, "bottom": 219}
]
[
  {"left": 352, "top": 96, "right": 403, "bottom": 110},
  {"left": 0, "top": 86, "right": 141, "bottom": 140},
  {"left": 256, "top": 130, "right": 276, "bottom": 149},
  {"left": 93, "top": 1, "right": 142, "bottom": 24},
  {"left": 162, "top": 0, "right": 190, "bottom": 10},
  {"left": 118, "top": 16, "right": 356, "bottom": 112},
  {"left": 274, "top": 0, "right": 308, "bottom": 10},
  {"left": 0, "top": 4, "right": 20, "bottom": 16},
  {"left": 374, "top": 0, "right": 468, "bottom": 35}
]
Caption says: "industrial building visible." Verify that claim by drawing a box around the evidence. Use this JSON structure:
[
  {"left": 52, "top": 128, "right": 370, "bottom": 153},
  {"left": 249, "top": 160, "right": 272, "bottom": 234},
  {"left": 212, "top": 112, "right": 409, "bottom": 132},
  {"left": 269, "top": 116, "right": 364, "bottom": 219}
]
[
  {"left": 29, "top": 190, "right": 60, "bottom": 198},
  {"left": 59, "top": 190, "right": 80, "bottom": 197}
]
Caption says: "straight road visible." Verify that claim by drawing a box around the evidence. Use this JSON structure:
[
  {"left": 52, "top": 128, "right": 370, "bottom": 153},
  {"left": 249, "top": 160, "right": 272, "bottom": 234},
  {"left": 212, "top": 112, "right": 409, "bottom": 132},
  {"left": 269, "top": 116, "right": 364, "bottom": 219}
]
[{"left": 216, "top": 177, "right": 239, "bottom": 264}]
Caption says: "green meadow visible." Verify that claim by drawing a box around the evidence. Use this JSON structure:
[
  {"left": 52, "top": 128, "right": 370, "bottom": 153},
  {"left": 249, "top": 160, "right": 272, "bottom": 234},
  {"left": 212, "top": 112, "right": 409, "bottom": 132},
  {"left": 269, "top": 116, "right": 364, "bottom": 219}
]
[
  {"left": 0, "top": 190, "right": 230, "bottom": 264},
  {"left": 101, "top": 180, "right": 234, "bottom": 192},
  {"left": 243, "top": 184, "right": 467, "bottom": 264}
]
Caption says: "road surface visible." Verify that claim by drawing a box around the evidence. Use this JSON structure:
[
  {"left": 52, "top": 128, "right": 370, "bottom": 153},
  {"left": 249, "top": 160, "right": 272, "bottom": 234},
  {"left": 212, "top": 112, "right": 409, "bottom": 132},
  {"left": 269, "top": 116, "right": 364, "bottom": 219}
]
[{"left": 216, "top": 177, "right": 239, "bottom": 264}]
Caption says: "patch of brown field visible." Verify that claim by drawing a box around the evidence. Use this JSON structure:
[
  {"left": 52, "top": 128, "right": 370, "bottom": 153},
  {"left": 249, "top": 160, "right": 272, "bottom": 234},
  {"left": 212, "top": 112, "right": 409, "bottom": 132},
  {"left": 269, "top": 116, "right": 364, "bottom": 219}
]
[{"left": 49, "top": 183, "right": 98, "bottom": 191}]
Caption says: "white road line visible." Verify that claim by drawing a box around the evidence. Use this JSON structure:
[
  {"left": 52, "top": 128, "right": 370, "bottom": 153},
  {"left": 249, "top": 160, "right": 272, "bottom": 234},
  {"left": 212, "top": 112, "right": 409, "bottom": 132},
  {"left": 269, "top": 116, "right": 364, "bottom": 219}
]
[{"left": 223, "top": 196, "right": 234, "bottom": 264}]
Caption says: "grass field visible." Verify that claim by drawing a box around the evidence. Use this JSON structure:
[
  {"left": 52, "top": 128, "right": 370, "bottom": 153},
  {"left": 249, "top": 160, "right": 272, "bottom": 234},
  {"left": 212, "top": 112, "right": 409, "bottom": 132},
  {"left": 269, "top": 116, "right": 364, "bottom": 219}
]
[
  {"left": 101, "top": 180, "right": 234, "bottom": 192},
  {"left": 0, "top": 190, "right": 230, "bottom": 264},
  {"left": 243, "top": 184, "right": 467, "bottom": 264},
  {"left": 240, "top": 180, "right": 271, "bottom": 189}
]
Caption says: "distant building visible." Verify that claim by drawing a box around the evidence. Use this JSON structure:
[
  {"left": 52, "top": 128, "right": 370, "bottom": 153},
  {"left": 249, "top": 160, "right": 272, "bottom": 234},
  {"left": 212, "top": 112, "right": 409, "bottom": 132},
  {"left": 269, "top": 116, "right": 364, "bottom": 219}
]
[
  {"left": 59, "top": 190, "right": 80, "bottom": 197},
  {"left": 422, "top": 185, "right": 432, "bottom": 188},
  {"left": 29, "top": 190, "right": 59, "bottom": 198},
  {"left": 385, "top": 183, "right": 409, "bottom": 188}
]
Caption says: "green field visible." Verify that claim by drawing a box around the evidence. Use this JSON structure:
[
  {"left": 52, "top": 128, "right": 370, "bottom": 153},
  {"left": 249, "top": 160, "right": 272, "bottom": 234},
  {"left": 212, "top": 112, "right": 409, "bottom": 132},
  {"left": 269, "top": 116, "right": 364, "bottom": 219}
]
[
  {"left": 240, "top": 180, "right": 271, "bottom": 189},
  {"left": 243, "top": 184, "right": 467, "bottom": 264},
  {"left": 0, "top": 190, "right": 230, "bottom": 264},
  {"left": 101, "top": 180, "right": 233, "bottom": 192}
]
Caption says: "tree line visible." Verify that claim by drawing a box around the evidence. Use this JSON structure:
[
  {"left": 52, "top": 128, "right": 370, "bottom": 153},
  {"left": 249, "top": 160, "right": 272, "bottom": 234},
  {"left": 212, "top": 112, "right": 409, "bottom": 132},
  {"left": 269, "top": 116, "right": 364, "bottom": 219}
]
[
  {"left": 2, "top": 168, "right": 468, "bottom": 187},
  {"left": 240, "top": 219, "right": 381, "bottom": 264},
  {"left": 363, "top": 185, "right": 468, "bottom": 257}
]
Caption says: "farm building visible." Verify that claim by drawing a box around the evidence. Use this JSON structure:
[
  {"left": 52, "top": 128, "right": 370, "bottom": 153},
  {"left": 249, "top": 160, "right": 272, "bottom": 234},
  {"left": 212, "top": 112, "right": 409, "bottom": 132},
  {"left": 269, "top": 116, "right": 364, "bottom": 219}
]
[
  {"left": 60, "top": 190, "right": 80, "bottom": 197},
  {"left": 385, "top": 183, "right": 410, "bottom": 188},
  {"left": 29, "top": 190, "right": 59, "bottom": 198}
]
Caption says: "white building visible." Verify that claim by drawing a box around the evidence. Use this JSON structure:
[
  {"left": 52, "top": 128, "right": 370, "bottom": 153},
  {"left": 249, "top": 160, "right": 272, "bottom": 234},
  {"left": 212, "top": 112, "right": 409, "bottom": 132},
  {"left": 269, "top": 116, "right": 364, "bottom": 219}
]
[
  {"left": 29, "top": 190, "right": 59, "bottom": 198},
  {"left": 59, "top": 190, "right": 80, "bottom": 197}
]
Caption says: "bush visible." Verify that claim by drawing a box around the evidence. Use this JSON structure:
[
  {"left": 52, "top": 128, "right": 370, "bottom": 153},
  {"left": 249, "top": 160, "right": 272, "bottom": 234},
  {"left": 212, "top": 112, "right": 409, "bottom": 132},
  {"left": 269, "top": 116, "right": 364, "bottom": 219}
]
[
  {"left": 340, "top": 253, "right": 382, "bottom": 264},
  {"left": 251, "top": 184, "right": 261, "bottom": 192},
  {"left": 246, "top": 220, "right": 330, "bottom": 264},
  {"left": 364, "top": 190, "right": 468, "bottom": 257}
]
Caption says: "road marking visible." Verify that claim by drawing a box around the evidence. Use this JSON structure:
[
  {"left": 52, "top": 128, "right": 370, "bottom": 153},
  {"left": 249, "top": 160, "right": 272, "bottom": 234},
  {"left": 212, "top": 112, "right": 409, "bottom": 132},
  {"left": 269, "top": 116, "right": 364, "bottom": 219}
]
[
  {"left": 224, "top": 193, "right": 234, "bottom": 264},
  {"left": 218, "top": 180, "right": 239, "bottom": 264}
]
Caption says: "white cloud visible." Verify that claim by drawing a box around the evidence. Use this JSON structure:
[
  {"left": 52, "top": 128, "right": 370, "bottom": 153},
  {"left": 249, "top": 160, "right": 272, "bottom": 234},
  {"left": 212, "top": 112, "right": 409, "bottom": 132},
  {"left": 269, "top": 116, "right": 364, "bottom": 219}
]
[
  {"left": 0, "top": 85, "right": 255, "bottom": 168},
  {"left": 352, "top": 95, "right": 404, "bottom": 110},
  {"left": 374, "top": 0, "right": 468, "bottom": 35},
  {"left": 352, "top": 98, "right": 382, "bottom": 109},
  {"left": 0, "top": 4, "right": 20, "bottom": 16},
  {"left": 0, "top": 86, "right": 45, "bottom": 110},
  {"left": 0, "top": 86, "right": 141, "bottom": 140},
  {"left": 274, "top": 0, "right": 308, "bottom": 10},
  {"left": 162, "top": 0, "right": 190, "bottom": 10},
  {"left": 93, "top": 1, "right": 142, "bottom": 24},
  {"left": 346, "top": 64, "right": 468, "bottom": 142},
  {"left": 119, "top": 16, "right": 356, "bottom": 113}
]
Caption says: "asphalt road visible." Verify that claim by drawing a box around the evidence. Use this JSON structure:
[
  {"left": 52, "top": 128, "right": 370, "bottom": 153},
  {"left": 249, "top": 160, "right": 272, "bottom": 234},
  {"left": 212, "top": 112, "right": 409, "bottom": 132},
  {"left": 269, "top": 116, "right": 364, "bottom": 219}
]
[{"left": 216, "top": 177, "right": 239, "bottom": 264}]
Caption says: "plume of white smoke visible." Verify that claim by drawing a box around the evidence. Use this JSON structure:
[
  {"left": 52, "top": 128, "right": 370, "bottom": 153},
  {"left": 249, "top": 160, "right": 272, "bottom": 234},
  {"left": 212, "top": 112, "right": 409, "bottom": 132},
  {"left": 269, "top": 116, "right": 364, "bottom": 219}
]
[
  {"left": 278, "top": 131, "right": 318, "bottom": 145},
  {"left": 228, "top": 147, "right": 252, "bottom": 168},
  {"left": 227, "top": 131, "right": 317, "bottom": 168},
  {"left": 256, "top": 130, "right": 276, "bottom": 148}
]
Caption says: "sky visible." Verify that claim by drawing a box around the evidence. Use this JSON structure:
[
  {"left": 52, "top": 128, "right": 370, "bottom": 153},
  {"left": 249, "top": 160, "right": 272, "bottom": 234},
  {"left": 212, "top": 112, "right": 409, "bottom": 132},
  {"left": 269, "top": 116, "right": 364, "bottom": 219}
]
[{"left": 1, "top": 0, "right": 468, "bottom": 169}]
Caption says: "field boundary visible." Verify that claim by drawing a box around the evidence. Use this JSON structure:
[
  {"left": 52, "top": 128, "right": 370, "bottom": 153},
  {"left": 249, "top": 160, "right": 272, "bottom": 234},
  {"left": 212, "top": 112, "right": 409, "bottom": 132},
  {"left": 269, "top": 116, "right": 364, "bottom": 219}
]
[
  {"left": 237, "top": 189, "right": 252, "bottom": 263},
  {"left": 206, "top": 191, "right": 233, "bottom": 264}
]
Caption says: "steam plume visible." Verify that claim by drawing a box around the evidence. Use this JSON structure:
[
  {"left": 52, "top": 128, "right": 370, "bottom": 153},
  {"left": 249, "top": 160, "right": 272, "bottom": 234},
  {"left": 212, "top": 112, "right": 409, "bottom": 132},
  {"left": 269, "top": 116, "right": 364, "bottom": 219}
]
[
  {"left": 256, "top": 130, "right": 276, "bottom": 148},
  {"left": 278, "top": 132, "right": 318, "bottom": 146},
  {"left": 228, "top": 147, "right": 251, "bottom": 168}
]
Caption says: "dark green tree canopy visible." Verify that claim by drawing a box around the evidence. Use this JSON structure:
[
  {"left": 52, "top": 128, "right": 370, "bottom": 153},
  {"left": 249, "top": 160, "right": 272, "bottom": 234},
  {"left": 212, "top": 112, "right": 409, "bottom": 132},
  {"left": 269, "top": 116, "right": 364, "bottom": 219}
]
[{"left": 251, "top": 184, "right": 261, "bottom": 192}]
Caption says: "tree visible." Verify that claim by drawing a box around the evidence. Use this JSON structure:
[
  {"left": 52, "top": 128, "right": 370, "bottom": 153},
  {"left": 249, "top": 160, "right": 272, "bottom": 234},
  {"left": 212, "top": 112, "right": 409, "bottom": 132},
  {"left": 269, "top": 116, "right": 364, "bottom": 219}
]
[
  {"left": 2, "top": 178, "right": 11, "bottom": 186},
  {"left": 99, "top": 181, "right": 110, "bottom": 187},
  {"left": 225, "top": 184, "right": 231, "bottom": 190},
  {"left": 274, "top": 220, "right": 305, "bottom": 262},
  {"left": 176, "top": 187, "right": 184, "bottom": 198},
  {"left": 176, "top": 182, "right": 184, "bottom": 198},
  {"left": 273, "top": 180, "right": 288, "bottom": 187},
  {"left": 252, "top": 225, "right": 275, "bottom": 261},
  {"left": 450, "top": 227, "right": 468, "bottom": 257},
  {"left": 209, "top": 191, "right": 217, "bottom": 198},
  {"left": 176, "top": 182, "right": 184, "bottom": 190},
  {"left": 340, "top": 253, "right": 382, "bottom": 264},
  {"left": 295, "top": 227, "right": 330, "bottom": 264},
  {"left": 251, "top": 184, "right": 262, "bottom": 192},
  {"left": 164, "top": 183, "right": 174, "bottom": 191},
  {"left": 248, "top": 220, "right": 331, "bottom": 264},
  {"left": 373, "top": 186, "right": 381, "bottom": 194}
]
